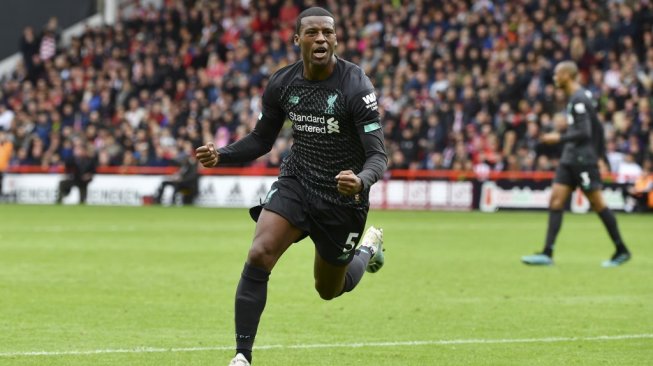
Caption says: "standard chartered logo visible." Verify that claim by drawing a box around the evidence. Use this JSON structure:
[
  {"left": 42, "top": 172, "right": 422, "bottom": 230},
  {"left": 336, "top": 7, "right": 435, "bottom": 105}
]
[
  {"left": 289, "top": 112, "right": 340, "bottom": 134},
  {"left": 326, "top": 117, "right": 339, "bottom": 133}
]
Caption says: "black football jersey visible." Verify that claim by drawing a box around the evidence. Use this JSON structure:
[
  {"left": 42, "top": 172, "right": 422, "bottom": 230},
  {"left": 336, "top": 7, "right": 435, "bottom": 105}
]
[
  {"left": 218, "top": 58, "right": 386, "bottom": 209},
  {"left": 560, "top": 88, "right": 602, "bottom": 166}
]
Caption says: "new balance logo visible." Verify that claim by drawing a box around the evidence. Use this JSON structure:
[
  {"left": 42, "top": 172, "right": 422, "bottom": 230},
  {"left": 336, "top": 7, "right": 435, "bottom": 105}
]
[
  {"left": 327, "top": 117, "right": 340, "bottom": 133},
  {"left": 289, "top": 96, "right": 300, "bottom": 104},
  {"left": 337, "top": 251, "right": 353, "bottom": 261}
]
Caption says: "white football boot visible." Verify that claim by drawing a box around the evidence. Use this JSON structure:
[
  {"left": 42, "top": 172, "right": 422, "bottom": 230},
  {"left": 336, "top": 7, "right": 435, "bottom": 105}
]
[
  {"left": 359, "top": 226, "right": 384, "bottom": 273},
  {"left": 228, "top": 353, "right": 250, "bottom": 366}
]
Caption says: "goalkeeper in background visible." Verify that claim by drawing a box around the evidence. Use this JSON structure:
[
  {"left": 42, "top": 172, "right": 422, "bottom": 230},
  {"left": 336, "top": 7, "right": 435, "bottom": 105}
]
[{"left": 522, "top": 61, "right": 631, "bottom": 267}]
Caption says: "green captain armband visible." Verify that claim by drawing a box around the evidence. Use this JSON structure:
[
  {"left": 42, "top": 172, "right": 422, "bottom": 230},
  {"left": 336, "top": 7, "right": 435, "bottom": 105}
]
[{"left": 363, "top": 121, "right": 381, "bottom": 133}]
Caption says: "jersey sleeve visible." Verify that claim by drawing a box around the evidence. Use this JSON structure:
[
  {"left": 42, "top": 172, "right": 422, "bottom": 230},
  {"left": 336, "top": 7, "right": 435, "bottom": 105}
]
[
  {"left": 593, "top": 118, "right": 607, "bottom": 162},
  {"left": 217, "top": 74, "right": 286, "bottom": 163},
  {"left": 346, "top": 69, "right": 387, "bottom": 190},
  {"left": 560, "top": 95, "right": 592, "bottom": 144},
  {"left": 347, "top": 70, "right": 380, "bottom": 128}
]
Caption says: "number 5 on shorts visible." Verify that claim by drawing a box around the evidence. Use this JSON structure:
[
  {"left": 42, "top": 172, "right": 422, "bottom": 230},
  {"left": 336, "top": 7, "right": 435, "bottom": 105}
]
[{"left": 344, "top": 232, "right": 359, "bottom": 252}]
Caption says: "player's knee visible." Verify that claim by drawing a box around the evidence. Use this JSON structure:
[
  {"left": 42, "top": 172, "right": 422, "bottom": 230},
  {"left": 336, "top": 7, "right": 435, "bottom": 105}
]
[
  {"left": 316, "top": 288, "right": 338, "bottom": 301},
  {"left": 583, "top": 191, "right": 604, "bottom": 212},
  {"left": 549, "top": 202, "right": 564, "bottom": 210},
  {"left": 314, "top": 282, "right": 339, "bottom": 301},
  {"left": 590, "top": 200, "right": 606, "bottom": 212},
  {"left": 549, "top": 196, "right": 564, "bottom": 210},
  {"left": 246, "top": 244, "right": 275, "bottom": 270}
]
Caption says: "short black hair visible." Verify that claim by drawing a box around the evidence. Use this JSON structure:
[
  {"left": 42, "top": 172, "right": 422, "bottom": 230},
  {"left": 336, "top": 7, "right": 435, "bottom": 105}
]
[{"left": 295, "top": 7, "right": 335, "bottom": 35}]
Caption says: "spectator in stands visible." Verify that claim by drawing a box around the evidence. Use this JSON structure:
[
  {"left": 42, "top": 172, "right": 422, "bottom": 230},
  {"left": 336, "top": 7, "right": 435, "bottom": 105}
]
[
  {"left": 0, "top": 130, "right": 13, "bottom": 195},
  {"left": 56, "top": 141, "right": 96, "bottom": 204},
  {"left": 625, "top": 159, "right": 653, "bottom": 212},
  {"left": 19, "top": 26, "right": 39, "bottom": 73},
  {"left": 0, "top": 104, "right": 14, "bottom": 132},
  {"left": 0, "top": 0, "right": 651, "bottom": 187},
  {"left": 153, "top": 149, "right": 199, "bottom": 205},
  {"left": 617, "top": 153, "right": 643, "bottom": 184}
]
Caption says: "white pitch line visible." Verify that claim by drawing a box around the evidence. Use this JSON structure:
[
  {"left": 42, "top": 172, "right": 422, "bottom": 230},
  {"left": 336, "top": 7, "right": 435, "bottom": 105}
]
[{"left": 1, "top": 334, "right": 652, "bottom": 358}]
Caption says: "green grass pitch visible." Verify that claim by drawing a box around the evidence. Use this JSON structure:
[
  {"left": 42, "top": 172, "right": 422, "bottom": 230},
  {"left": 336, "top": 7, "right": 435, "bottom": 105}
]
[{"left": 0, "top": 205, "right": 651, "bottom": 365}]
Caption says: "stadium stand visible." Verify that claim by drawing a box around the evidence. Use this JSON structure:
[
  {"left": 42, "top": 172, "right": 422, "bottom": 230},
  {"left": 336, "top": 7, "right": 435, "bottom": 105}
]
[{"left": 0, "top": 0, "right": 652, "bottom": 181}]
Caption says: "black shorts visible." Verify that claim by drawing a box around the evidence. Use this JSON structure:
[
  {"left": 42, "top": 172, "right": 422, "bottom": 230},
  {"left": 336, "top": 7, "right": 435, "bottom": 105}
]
[
  {"left": 554, "top": 163, "right": 602, "bottom": 192},
  {"left": 249, "top": 177, "right": 368, "bottom": 266}
]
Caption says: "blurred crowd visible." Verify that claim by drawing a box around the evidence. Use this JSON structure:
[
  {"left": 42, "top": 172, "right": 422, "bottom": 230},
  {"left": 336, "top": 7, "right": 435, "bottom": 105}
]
[{"left": 0, "top": 0, "right": 653, "bottom": 183}]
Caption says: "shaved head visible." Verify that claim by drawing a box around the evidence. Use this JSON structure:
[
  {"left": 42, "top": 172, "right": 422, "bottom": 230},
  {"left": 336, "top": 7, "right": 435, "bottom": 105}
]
[
  {"left": 556, "top": 61, "right": 578, "bottom": 79},
  {"left": 553, "top": 61, "right": 580, "bottom": 94}
]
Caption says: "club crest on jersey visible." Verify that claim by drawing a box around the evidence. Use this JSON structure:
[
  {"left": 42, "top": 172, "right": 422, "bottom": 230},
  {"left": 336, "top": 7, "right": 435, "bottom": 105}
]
[{"left": 325, "top": 94, "right": 338, "bottom": 114}]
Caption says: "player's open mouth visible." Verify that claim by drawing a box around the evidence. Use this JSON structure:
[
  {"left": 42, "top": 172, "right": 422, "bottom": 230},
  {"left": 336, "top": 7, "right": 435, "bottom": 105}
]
[{"left": 313, "top": 47, "right": 328, "bottom": 59}]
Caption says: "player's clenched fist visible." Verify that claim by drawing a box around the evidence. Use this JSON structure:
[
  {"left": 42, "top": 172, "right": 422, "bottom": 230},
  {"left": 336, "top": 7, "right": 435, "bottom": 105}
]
[
  {"left": 196, "top": 142, "right": 219, "bottom": 167},
  {"left": 335, "top": 170, "right": 362, "bottom": 196}
]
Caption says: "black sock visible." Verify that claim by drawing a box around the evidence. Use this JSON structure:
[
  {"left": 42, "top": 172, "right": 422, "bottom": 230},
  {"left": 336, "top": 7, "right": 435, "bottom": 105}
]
[
  {"left": 235, "top": 263, "right": 270, "bottom": 364},
  {"left": 597, "top": 208, "right": 628, "bottom": 253},
  {"left": 543, "top": 209, "right": 563, "bottom": 257},
  {"left": 339, "top": 248, "right": 372, "bottom": 296}
]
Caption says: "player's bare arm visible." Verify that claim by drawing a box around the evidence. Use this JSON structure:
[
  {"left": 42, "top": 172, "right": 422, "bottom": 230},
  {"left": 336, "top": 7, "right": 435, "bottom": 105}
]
[
  {"left": 540, "top": 132, "right": 561, "bottom": 145},
  {"left": 196, "top": 142, "right": 220, "bottom": 167},
  {"left": 335, "top": 170, "right": 363, "bottom": 196}
]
